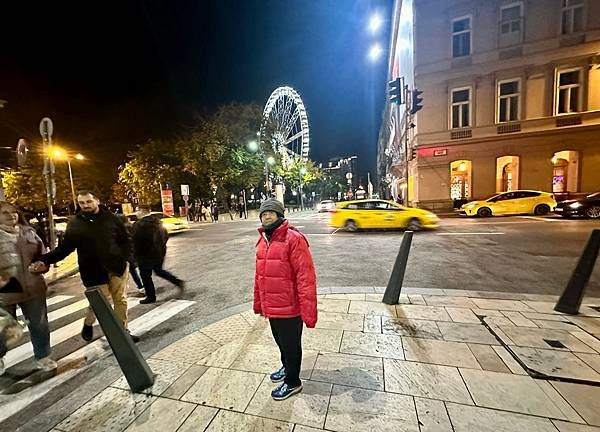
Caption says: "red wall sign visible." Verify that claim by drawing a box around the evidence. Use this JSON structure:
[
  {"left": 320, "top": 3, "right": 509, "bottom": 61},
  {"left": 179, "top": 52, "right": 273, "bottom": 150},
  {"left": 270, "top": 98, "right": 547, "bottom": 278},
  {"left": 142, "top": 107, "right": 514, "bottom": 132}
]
[
  {"left": 433, "top": 149, "right": 448, "bottom": 157},
  {"left": 161, "top": 189, "right": 174, "bottom": 216}
]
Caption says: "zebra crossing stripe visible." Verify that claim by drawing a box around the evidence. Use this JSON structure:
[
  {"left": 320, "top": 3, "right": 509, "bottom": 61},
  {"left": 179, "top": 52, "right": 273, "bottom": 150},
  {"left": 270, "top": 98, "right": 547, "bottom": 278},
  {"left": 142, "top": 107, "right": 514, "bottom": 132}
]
[{"left": 16, "top": 295, "right": 73, "bottom": 319}]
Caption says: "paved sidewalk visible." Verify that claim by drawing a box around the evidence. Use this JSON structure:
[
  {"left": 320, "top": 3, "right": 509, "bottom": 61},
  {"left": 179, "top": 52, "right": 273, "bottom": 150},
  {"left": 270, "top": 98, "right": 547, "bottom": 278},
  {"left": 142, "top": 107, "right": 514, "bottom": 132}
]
[{"left": 38, "top": 287, "right": 600, "bottom": 431}]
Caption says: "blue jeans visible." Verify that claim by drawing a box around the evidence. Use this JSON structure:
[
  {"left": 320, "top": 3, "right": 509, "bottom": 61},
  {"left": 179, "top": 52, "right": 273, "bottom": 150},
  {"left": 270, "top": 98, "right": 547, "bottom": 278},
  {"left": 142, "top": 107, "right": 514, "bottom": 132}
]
[{"left": 6, "top": 297, "right": 51, "bottom": 360}]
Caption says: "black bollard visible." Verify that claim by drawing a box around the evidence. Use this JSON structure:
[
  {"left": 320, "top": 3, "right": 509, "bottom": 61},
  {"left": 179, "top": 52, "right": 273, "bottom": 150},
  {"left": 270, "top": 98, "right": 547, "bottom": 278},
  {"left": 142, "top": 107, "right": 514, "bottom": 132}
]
[
  {"left": 554, "top": 229, "right": 600, "bottom": 315},
  {"left": 85, "top": 288, "right": 154, "bottom": 392},
  {"left": 382, "top": 231, "right": 413, "bottom": 305}
]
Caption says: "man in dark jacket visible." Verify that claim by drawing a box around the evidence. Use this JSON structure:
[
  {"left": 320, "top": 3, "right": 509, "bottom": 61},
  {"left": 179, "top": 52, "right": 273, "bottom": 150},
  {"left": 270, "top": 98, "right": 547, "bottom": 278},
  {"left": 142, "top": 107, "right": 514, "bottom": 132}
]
[
  {"left": 132, "top": 207, "right": 185, "bottom": 304},
  {"left": 30, "top": 191, "right": 138, "bottom": 342}
]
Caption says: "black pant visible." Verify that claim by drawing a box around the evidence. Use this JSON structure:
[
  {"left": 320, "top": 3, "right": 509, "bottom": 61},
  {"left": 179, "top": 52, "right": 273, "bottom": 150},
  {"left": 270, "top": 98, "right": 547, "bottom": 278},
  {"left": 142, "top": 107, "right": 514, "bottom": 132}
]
[
  {"left": 269, "top": 316, "right": 303, "bottom": 387},
  {"left": 138, "top": 259, "right": 182, "bottom": 300}
]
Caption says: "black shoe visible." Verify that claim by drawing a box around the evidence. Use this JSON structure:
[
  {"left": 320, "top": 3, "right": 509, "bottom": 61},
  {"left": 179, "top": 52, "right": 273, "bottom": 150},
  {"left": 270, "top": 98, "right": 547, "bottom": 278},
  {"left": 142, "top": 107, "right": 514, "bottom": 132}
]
[
  {"left": 140, "top": 297, "right": 156, "bottom": 304},
  {"left": 127, "top": 331, "right": 140, "bottom": 343},
  {"left": 81, "top": 324, "right": 93, "bottom": 342}
]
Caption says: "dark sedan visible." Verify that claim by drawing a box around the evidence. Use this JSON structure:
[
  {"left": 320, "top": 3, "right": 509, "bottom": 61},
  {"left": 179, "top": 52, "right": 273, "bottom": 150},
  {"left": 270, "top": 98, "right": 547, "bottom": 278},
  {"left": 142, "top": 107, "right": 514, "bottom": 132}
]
[{"left": 554, "top": 192, "right": 600, "bottom": 219}]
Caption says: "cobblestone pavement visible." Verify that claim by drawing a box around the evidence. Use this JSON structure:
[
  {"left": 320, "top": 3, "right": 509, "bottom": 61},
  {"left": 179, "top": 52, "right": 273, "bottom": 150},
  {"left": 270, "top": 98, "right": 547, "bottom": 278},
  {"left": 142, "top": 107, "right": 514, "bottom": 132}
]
[{"left": 39, "top": 286, "right": 600, "bottom": 432}]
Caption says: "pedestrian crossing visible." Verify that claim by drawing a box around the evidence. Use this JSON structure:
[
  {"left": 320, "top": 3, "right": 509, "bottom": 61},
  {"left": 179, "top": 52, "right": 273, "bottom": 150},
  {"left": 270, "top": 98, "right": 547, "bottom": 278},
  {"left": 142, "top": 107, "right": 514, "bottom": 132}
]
[{"left": 4, "top": 294, "right": 192, "bottom": 370}]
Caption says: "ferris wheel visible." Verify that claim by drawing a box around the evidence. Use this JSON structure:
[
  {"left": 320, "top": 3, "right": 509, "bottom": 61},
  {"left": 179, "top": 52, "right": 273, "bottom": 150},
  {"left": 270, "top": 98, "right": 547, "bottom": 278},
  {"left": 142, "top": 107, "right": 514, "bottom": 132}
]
[{"left": 260, "top": 86, "right": 310, "bottom": 166}]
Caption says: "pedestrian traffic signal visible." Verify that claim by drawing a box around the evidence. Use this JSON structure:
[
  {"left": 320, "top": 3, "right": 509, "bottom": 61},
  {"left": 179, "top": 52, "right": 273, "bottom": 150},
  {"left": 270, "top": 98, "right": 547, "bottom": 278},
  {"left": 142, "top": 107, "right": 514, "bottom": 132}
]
[
  {"left": 411, "top": 147, "right": 417, "bottom": 160},
  {"left": 410, "top": 89, "right": 423, "bottom": 114},
  {"left": 388, "top": 78, "right": 403, "bottom": 105}
]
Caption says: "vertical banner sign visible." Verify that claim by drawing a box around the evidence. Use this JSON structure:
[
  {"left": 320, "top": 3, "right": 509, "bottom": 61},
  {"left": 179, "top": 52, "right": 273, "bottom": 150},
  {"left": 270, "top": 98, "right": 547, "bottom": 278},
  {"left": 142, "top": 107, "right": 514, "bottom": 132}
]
[{"left": 161, "top": 189, "right": 174, "bottom": 216}]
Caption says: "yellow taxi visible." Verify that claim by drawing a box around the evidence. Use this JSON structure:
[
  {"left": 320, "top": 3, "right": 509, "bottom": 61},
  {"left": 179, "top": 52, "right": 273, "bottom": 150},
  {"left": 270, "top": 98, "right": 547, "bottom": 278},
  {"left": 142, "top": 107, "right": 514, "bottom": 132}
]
[
  {"left": 126, "top": 212, "right": 190, "bottom": 234},
  {"left": 328, "top": 199, "right": 439, "bottom": 231},
  {"left": 460, "top": 190, "right": 556, "bottom": 217}
]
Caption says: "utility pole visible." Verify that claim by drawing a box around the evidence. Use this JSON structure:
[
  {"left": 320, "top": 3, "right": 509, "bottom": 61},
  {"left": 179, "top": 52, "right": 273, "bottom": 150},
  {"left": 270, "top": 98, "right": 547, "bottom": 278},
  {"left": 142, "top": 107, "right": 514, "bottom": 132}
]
[{"left": 39, "top": 117, "right": 57, "bottom": 249}]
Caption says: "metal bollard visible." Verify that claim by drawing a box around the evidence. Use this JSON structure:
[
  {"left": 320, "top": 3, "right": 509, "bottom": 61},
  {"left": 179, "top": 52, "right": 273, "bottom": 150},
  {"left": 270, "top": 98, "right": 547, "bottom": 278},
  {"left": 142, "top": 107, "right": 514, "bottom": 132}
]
[
  {"left": 382, "top": 231, "right": 413, "bottom": 305},
  {"left": 554, "top": 229, "right": 600, "bottom": 315},
  {"left": 85, "top": 288, "right": 154, "bottom": 392}
]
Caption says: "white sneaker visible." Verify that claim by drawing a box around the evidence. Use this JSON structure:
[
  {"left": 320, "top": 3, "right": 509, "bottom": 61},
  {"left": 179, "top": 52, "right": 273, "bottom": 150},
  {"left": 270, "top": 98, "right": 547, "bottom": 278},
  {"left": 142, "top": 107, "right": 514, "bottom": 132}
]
[
  {"left": 35, "top": 356, "right": 57, "bottom": 372},
  {"left": 0, "top": 357, "right": 5, "bottom": 376}
]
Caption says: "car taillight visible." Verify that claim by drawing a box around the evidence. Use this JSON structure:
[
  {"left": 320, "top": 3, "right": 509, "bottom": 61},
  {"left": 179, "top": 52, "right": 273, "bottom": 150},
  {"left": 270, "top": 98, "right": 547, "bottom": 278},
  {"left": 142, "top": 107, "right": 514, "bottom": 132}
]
[{"left": 328, "top": 209, "right": 337, "bottom": 214}]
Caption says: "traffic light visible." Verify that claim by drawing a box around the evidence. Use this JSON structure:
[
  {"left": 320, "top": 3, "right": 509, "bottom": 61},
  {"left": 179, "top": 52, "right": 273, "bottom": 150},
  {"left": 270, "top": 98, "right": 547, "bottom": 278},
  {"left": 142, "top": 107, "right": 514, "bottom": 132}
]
[
  {"left": 411, "top": 147, "right": 417, "bottom": 160},
  {"left": 410, "top": 89, "right": 423, "bottom": 114},
  {"left": 388, "top": 78, "right": 403, "bottom": 105}
]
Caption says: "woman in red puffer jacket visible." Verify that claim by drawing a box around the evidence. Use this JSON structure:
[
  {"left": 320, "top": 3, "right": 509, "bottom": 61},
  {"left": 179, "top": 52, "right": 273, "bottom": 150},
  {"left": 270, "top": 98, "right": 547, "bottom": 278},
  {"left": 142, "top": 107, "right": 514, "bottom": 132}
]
[{"left": 253, "top": 198, "right": 317, "bottom": 401}]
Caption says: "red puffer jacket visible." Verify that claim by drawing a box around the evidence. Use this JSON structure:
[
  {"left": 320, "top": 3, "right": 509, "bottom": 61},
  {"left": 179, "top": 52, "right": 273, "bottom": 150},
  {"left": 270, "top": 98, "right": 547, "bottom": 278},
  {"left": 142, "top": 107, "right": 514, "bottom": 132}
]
[{"left": 253, "top": 220, "right": 318, "bottom": 328}]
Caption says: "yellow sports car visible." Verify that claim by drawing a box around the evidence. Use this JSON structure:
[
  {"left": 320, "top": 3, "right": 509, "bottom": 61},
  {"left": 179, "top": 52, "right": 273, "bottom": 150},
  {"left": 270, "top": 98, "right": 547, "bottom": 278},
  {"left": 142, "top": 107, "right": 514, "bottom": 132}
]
[
  {"left": 460, "top": 190, "right": 556, "bottom": 217},
  {"left": 126, "top": 212, "right": 190, "bottom": 233},
  {"left": 328, "top": 199, "right": 439, "bottom": 231}
]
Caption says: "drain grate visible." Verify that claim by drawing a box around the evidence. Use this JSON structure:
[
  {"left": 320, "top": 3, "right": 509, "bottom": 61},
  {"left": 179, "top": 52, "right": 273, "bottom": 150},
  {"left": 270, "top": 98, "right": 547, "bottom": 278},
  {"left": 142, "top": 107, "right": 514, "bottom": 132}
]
[{"left": 544, "top": 339, "right": 567, "bottom": 349}]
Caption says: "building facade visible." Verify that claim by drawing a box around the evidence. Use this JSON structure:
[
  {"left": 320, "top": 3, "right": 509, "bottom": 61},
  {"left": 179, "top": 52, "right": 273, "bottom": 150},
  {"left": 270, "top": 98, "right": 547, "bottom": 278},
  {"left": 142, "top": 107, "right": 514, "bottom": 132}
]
[{"left": 377, "top": 0, "right": 600, "bottom": 210}]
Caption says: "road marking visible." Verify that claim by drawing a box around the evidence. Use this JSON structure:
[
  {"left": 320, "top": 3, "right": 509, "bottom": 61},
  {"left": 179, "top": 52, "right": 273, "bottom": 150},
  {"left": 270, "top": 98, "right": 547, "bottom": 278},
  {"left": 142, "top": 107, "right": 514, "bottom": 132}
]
[
  {"left": 5, "top": 298, "right": 140, "bottom": 369},
  {"left": 0, "top": 299, "right": 194, "bottom": 423},
  {"left": 17, "top": 295, "right": 73, "bottom": 319},
  {"left": 22, "top": 299, "right": 90, "bottom": 335},
  {"left": 518, "top": 216, "right": 565, "bottom": 222},
  {"left": 436, "top": 232, "right": 505, "bottom": 236}
]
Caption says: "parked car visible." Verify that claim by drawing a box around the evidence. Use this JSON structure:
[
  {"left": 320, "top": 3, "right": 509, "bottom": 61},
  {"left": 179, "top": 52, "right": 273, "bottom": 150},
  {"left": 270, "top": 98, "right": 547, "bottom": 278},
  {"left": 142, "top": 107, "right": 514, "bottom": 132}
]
[
  {"left": 317, "top": 200, "right": 336, "bottom": 212},
  {"left": 328, "top": 199, "right": 439, "bottom": 231},
  {"left": 460, "top": 190, "right": 556, "bottom": 217},
  {"left": 554, "top": 192, "right": 600, "bottom": 219},
  {"left": 126, "top": 212, "right": 190, "bottom": 233}
]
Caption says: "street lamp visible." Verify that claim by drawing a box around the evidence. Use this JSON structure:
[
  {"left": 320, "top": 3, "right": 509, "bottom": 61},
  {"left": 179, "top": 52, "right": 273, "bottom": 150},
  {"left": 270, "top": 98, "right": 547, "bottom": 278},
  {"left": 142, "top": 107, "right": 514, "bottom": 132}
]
[
  {"left": 49, "top": 147, "right": 85, "bottom": 213},
  {"left": 299, "top": 166, "right": 307, "bottom": 210},
  {"left": 367, "top": 43, "right": 383, "bottom": 63}
]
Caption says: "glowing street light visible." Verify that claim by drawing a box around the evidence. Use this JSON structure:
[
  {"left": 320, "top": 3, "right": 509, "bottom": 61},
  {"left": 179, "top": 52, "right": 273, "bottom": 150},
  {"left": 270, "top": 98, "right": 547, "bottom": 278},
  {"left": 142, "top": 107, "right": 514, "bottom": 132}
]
[
  {"left": 368, "top": 13, "right": 383, "bottom": 34},
  {"left": 247, "top": 140, "right": 258, "bottom": 152},
  {"left": 75, "top": 153, "right": 85, "bottom": 161},
  {"left": 368, "top": 43, "right": 384, "bottom": 63},
  {"left": 48, "top": 146, "right": 85, "bottom": 213},
  {"left": 267, "top": 156, "right": 276, "bottom": 165}
]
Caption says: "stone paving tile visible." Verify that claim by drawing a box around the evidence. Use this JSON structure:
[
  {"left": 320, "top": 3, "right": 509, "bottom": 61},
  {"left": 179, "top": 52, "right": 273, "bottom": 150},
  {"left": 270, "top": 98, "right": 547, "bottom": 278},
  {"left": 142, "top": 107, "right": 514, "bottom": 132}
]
[
  {"left": 442, "top": 289, "right": 474, "bottom": 297},
  {"left": 230, "top": 343, "right": 318, "bottom": 380},
  {"left": 445, "top": 307, "right": 480, "bottom": 324},
  {"left": 325, "top": 385, "right": 419, "bottom": 432},
  {"left": 576, "top": 352, "right": 600, "bottom": 374},
  {"left": 245, "top": 379, "right": 331, "bottom": 429},
  {"left": 381, "top": 316, "right": 442, "bottom": 339},
  {"left": 340, "top": 331, "right": 404, "bottom": 360},
  {"left": 317, "top": 299, "right": 350, "bottom": 313},
  {"left": 436, "top": 322, "right": 497, "bottom": 344},
  {"left": 302, "top": 328, "right": 343, "bottom": 352},
  {"left": 363, "top": 315, "right": 382, "bottom": 333},
  {"left": 552, "top": 382, "right": 600, "bottom": 426},
  {"left": 349, "top": 300, "right": 398, "bottom": 317},
  {"left": 522, "top": 312, "right": 570, "bottom": 322},
  {"left": 395, "top": 305, "right": 452, "bottom": 322},
  {"left": 533, "top": 320, "right": 579, "bottom": 331},
  {"left": 510, "top": 346, "right": 600, "bottom": 382},
  {"left": 181, "top": 367, "right": 264, "bottom": 412},
  {"left": 471, "top": 291, "right": 532, "bottom": 301},
  {"left": 161, "top": 364, "right": 208, "bottom": 399},
  {"left": 314, "top": 312, "right": 363, "bottom": 331},
  {"left": 403, "top": 287, "right": 446, "bottom": 296},
  {"left": 446, "top": 402, "right": 559, "bottom": 432},
  {"left": 535, "top": 380, "right": 586, "bottom": 423},
  {"left": 383, "top": 359, "right": 472, "bottom": 404},
  {"left": 294, "top": 426, "right": 325, "bottom": 432},
  {"left": 498, "top": 326, "right": 597, "bottom": 353},
  {"left": 552, "top": 420, "right": 600, "bottom": 432},
  {"left": 414, "top": 397, "right": 453, "bottom": 432},
  {"left": 523, "top": 294, "right": 560, "bottom": 302},
  {"left": 484, "top": 316, "right": 515, "bottom": 327},
  {"left": 423, "top": 295, "right": 477, "bottom": 308},
  {"left": 471, "top": 308, "right": 506, "bottom": 317},
  {"left": 491, "top": 346, "right": 528, "bottom": 375},
  {"left": 330, "top": 286, "right": 375, "bottom": 294},
  {"left": 324, "top": 293, "right": 366, "bottom": 300},
  {"left": 199, "top": 340, "right": 248, "bottom": 368},
  {"left": 204, "top": 410, "right": 292, "bottom": 431},
  {"left": 523, "top": 301, "right": 596, "bottom": 316},
  {"left": 365, "top": 293, "right": 410, "bottom": 303},
  {"left": 124, "top": 398, "right": 196, "bottom": 432},
  {"left": 459, "top": 368, "right": 568, "bottom": 419},
  {"left": 570, "top": 317, "right": 600, "bottom": 336},
  {"left": 240, "top": 310, "right": 263, "bottom": 327},
  {"left": 402, "top": 337, "right": 481, "bottom": 369},
  {"left": 176, "top": 406, "right": 219, "bottom": 432},
  {"left": 408, "top": 294, "right": 427, "bottom": 305},
  {"left": 111, "top": 359, "right": 191, "bottom": 396},
  {"left": 200, "top": 314, "right": 252, "bottom": 345},
  {"left": 151, "top": 331, "right": 220, "bottom": 364},
  {"left": 311, "top": 352, "right": 384, "bottom": 391},
  {"left": 570, "top": 331, "right": 600, "bottom": 353},
  {"left": 468, "top": 344, "right": 510, "bottom": 373},
  {"left": 471, "top": 298, "right": 534, "bottom": 312},
  {"left": 502, "top": 311, "right": 538, "bottom": 327},
  {"left": 55, "top": 387, "right": 155, "bottom": 432}
]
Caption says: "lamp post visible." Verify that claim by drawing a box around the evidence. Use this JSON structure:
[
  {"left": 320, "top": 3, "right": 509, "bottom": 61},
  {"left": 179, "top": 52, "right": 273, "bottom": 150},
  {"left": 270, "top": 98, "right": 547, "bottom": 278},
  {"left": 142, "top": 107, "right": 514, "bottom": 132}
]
[
  {"left": 299, "top": 166, "right": 307, "bottom": 210},
  {"left": 50, "top": 147, "right": 85, "bottom": 213}
]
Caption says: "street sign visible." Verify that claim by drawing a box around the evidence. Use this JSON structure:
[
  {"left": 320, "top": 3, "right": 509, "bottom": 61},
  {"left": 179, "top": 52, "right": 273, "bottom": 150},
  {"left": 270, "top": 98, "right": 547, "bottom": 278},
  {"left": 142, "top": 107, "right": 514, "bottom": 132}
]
[
  {"left": 181, "top": 184, "right": 189, "bottom": 196},
  {"left": 182, "top": 195, "right": 189, "bottom": 202},
  {"left": 161, "top": 189, "right": 175, "bottom": 216},
  {"left": 39, "top": 117, "right": 54, "bottom": 139}
]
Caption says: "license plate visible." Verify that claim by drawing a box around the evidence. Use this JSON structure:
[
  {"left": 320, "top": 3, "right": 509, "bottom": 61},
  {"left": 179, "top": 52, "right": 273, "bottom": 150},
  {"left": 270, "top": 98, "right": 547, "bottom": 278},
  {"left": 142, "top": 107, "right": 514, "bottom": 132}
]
[{"left": 555, "top": 208, "right": 563, "bottom": 212}]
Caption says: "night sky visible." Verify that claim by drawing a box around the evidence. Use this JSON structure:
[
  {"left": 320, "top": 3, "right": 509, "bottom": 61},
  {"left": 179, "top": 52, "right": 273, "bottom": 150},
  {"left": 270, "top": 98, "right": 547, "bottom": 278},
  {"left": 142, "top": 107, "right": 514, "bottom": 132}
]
[{"left": 0, "top": 0, "right": 391, "bottom": 184}]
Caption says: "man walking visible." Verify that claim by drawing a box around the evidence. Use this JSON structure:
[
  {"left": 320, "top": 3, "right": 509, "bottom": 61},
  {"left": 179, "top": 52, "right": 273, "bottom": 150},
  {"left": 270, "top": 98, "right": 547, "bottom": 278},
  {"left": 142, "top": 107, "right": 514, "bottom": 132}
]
[
  {"left": 132, "top": 206, "right": 185, "bottom": 304},
  {"left": 253, "top": 198, "right": 317, "bottom": 401},
  {"left": 30, "top": 191, "right": 138, "bottom": 342}
]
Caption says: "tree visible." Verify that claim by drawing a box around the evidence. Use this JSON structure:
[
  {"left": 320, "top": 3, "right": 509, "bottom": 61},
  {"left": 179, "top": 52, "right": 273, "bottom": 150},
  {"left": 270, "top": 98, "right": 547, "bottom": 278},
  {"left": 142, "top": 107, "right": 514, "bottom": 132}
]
[{"left": 275, "top": 158, "right": 322, "bottom": 191}]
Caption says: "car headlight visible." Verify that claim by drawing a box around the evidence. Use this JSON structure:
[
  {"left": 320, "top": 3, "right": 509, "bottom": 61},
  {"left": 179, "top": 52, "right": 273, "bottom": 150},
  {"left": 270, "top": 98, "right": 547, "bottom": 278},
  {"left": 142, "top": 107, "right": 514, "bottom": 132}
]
[
  {"left": 569, "top": 202, "right": 583, "bottom": 209},
  {"left": 464, "top": 204, "right": 476, "bottom": 210}
]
